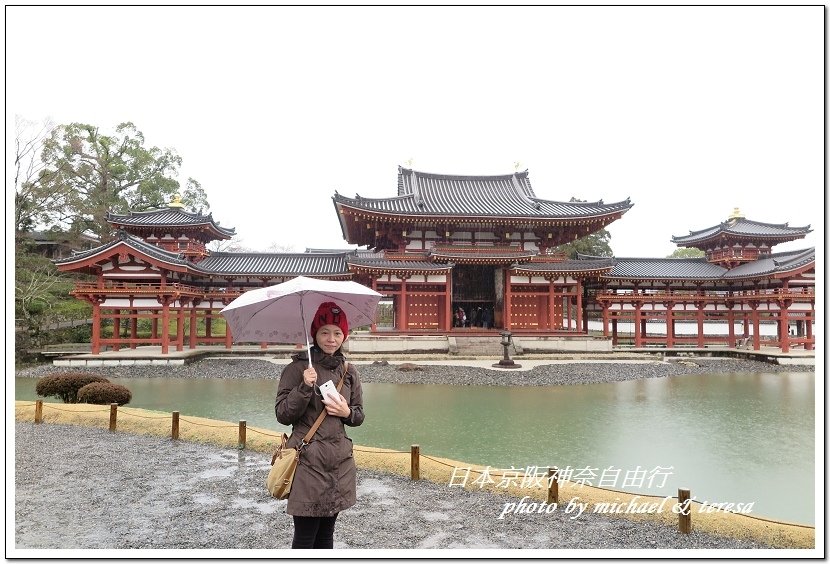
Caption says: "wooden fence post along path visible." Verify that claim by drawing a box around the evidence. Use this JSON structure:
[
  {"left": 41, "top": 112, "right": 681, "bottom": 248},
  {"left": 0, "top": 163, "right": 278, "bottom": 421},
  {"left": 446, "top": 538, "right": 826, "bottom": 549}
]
[
  {"left": 678, "top": 488, "right": 692, "bottom": 533},
  {"left": 411, "top": 445, "right": 420, "bottom": 481},
  {"left": 171, "top": 411, "right": 180, "bottom": 440},
  {"left": 109, "top": 403, "right": 117, "bottom": 431}
]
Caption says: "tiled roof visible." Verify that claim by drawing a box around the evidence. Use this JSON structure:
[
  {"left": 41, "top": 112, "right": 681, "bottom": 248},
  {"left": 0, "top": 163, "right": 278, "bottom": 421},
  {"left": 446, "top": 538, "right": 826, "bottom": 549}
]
[
  {"left": 106, "top": 207, "right": 235, "bottom": 238},
  {"left": 196, "top": 252, "right": 350, "bottom": 276},
  {"left": 672, "top": 218, "right": 810, "bottom": 245},
  {"left": 429, "top": 245, "right": 536, "bottom": 261},
  {"left": 606, "top": 258, "right": 728, "bottom": 280},
  {"left": 722, "top": 248, "right": 816, "bottom": 279},
  {"left": 54, "top": 231, "right": 192, "bottom": 267},
  {"left": 347, "top": 258, "right": 453, "bottom": 271},
  {"left": 333, "top": 166, "right": 633, "bottom": 219},
  {"left": 513, "top": 258, "right": 616, "bottom": 273},
  {"left": 305, "top": 247, "right": 359, "bottom": 254},
  {"left": 598, "top": 248, "right": 815, "bottom": 281}
]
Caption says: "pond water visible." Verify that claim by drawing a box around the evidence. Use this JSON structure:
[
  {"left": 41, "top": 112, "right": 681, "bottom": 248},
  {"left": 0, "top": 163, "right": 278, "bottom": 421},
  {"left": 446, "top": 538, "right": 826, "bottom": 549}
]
[{"left": 15, "top": 371, "right": 815, "bottom": 525}]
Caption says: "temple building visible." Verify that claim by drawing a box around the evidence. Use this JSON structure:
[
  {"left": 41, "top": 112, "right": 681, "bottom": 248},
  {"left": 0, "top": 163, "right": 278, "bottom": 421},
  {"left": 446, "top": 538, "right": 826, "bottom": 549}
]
[{"left": 54, "top": 168, "right": 815, "bottom": 354}]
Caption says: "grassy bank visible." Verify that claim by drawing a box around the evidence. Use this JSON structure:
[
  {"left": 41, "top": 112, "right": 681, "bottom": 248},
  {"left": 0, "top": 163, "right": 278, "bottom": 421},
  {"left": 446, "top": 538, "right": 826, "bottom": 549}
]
[{"left": 14, "top": 400, "right": 814, "bottom": 549}]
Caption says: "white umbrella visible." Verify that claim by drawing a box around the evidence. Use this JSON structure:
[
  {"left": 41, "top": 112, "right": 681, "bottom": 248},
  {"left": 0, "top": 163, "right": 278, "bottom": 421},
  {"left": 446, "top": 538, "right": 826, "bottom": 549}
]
[{"left": 220, "top": 276, "right": 382, "bottom": 367}]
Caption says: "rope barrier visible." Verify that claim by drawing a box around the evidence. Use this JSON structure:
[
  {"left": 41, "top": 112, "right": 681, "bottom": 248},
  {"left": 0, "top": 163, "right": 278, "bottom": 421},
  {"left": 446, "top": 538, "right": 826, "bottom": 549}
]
[
  {"left": 353, "top": 447, "right": 409, "bottom": 454},
  {"left": 41, "top": 405, "right": 109, "bottom": 414},
  {"left": 113, "top": 410, "right": 169, "bottom": 420},
  {"left": 245, "top": 427, "right": 283, "bottom": 439},
  {"left": 177, "top": 417, "right": 236, "bottom": 429}
]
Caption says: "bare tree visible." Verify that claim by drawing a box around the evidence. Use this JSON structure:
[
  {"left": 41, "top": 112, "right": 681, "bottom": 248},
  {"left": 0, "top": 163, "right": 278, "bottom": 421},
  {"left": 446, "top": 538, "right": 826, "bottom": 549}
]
[
  {"left": 264, "top": 242, "right": 297, "bottom": 253},
  {"left": 13, "top": 115, "right": 64, "bottom": 237},
  {"left": 207, "top": 235, "right": 254, "bottom": 253}
]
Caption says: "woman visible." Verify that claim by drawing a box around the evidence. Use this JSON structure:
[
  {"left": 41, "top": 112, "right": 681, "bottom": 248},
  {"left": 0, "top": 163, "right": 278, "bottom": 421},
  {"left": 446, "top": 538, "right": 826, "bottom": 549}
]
[{"left": 274, "top": 301, "right": 365, "bottom": 549}]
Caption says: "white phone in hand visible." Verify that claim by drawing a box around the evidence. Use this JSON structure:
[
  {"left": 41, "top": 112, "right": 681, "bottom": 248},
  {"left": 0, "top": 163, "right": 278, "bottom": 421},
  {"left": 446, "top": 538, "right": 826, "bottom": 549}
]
[{"left": 319, "top": 380, "right": 338, "bottom": 402}]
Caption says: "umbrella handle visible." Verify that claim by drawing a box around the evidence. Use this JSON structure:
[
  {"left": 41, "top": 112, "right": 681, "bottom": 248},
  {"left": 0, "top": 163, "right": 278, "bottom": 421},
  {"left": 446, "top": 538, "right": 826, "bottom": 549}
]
[
  {"left": 306, "top": 332, "right": 313, "bottom": 370},
  {"left": 301, "top": 298, "right": 312, "bottom": 370}
]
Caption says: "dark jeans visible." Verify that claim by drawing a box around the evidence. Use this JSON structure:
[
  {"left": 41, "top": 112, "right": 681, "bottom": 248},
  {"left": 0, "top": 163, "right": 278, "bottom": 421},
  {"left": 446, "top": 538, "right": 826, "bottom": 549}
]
[{"left": 291, "top": 515, "right": 338, "bottom": 549}]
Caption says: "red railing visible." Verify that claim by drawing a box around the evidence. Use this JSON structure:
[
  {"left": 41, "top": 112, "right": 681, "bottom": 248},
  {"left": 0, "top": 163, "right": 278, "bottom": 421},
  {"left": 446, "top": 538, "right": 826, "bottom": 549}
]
[
  {"left": 72, "top": 281, "right": 204, "bottom": 296},
  {"left": 154, "top": 241, "right": 206, "bottom": 256},
  {"left": 708, "top": 248, "right": 762, "bottom": 262},
  {"left": 596, "top": 287, "right": 814, "bottom": 304}
]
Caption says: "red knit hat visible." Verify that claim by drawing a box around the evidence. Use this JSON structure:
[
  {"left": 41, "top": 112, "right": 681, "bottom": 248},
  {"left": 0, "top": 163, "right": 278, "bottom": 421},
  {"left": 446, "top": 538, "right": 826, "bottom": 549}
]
[{"left": 310, "top": 302, "right": 349, "bottom": 342}]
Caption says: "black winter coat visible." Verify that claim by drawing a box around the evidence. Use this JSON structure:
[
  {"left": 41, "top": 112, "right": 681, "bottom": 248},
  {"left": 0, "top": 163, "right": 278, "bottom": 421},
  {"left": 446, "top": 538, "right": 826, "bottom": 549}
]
[{"left": 274, "top": 348, "right": 364, "bottom": 517}]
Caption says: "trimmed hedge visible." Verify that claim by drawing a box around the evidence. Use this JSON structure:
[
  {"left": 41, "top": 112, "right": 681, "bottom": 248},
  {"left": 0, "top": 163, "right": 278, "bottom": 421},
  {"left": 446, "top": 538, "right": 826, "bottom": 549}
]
[
  {"left": 77, "top": 382, "right": 132, "bottom": 406},
  {"left": 35, "top": 373, "right": 110, "bottom": 403}
]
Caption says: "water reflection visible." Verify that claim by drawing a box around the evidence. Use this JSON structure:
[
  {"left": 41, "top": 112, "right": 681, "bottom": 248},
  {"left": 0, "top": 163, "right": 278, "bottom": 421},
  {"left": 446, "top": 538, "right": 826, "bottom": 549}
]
[{"left": 15, "top": 371, "right": 814, "bottom": 524}]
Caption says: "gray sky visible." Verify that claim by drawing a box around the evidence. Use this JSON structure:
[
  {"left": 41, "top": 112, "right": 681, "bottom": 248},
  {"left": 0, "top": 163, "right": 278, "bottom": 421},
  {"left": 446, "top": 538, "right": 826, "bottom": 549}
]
[{"left": 6, "top": 5, "right": 823, "bottom": 258}]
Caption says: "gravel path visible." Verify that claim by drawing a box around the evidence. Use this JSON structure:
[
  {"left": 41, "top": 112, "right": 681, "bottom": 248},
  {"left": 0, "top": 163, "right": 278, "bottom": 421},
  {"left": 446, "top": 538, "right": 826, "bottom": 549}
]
[{"left": 14, "top": 422, "right": 770, "bottom": 551}]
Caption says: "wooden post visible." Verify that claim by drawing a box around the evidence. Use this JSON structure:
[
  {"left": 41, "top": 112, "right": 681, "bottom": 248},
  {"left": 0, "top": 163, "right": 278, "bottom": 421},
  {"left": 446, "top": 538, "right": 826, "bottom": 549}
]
[
  {"left": 547, "top": 467, "right": 559, "bottom": 504},
  {"left": 410, "top": 444, "right": 420, "bottom": 481},
  {"left": 678, "top": 488, "right": 692, "bottom": 534},
  {"left": 35, "top": 400, "right": 43, "bottom": 424},
  {"left": 238, "top": 420, "right": 247, "bottom": 450},
  {"left": 172, "top": 411, "right": 180, "bottom": 440},
  {"left": 109, "top": 403, "right": 117, "bottom": 432}
]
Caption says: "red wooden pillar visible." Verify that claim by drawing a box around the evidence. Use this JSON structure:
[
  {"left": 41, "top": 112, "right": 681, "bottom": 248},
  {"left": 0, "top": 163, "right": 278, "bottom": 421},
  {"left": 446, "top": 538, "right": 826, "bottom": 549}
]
[
  {"left": 696, "top": 303, "right": 705, "bottom": 348},
  {"left": 369, "top": 277, "right": 380, "bottom": 332},
  {"left": 91, "top": 299, "right": 102, "bottom": 355},
  {"left": 611, "top": 317, "right": 618, "bottom": 347},
  {"left": 504, "top": 270, "right": 512, "bottom": 331},
  {"left": 176, "top": 299, "right": 185, "bottom": 352},
  {"left": 633, "top": 302, "right": 642, "bottom": 348},
  {"left": 665, "top": 306, "right": 674, "bottom": 348},
  {"left": 601, "top": 303, "right": 609, "bottom": 336},
  {"left": 750, "top": 303, "right": 760, "bottom": 351},
  {"left": 778, "top": 301, "right": 790, "bottom": 353},
  {"left": 742, "top": 313, "right": 750, "bottom": 339},
  {"left": 547, "top": 279, "right": 556, "bottom": 330},
  {"left": 225, "top": 316, "right": 233, "bottom": 349},
  {"left": 130, "top": 307, "right": 138, "bottom": 350},
  {"left": 112, "top": 310, "right": 121, "bottom": 352},
  {"left": 189, "top": 304, "right": 198, "bottom": 349},
  {"left": 399, "top": 277, "right": 408, "bottom": 331},
  {"left": 161, "top": 298, "right": 171, "bottom": 354},
  {"left": 576, "top": 279, "right": 584, "bottom": 333},
  {"left": 444, "top": 273, "right": 452, "bottom": 331},
  {"left": 727, "top": 308, "right": 736, "bottom": 348}
]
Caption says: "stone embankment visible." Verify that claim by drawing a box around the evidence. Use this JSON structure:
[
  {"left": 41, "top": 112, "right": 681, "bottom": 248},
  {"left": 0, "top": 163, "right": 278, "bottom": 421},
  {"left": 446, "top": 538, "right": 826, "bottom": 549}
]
[{"left": 15, "top": 356, "right": 813, "bottom": 387}]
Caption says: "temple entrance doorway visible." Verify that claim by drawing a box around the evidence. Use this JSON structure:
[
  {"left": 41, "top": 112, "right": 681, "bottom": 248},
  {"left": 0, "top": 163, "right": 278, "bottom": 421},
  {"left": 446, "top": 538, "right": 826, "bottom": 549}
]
[{"left": 451, "top": 264, "right": 497, "bottom": 329}]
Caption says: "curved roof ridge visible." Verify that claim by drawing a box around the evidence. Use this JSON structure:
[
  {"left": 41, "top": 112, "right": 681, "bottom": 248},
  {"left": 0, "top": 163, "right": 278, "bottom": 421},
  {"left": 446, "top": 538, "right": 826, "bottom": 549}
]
[
  {"left": 209, "top": 251, "right": 352, "bottom": 258},
  {"left": 611, "top": 256, "right": 710, "bottom": 262},
  {"left": 509, "top": 172, "right": 538, "bottom": 208},
  {"left": 769, "top": 247, "right": 814, "bottom": 259},
  {"left": 673, "top": 216, "right": 811, "bottom": 240},
  {"left": 735, "top": 217, "right": 810, "bottom": 230},
  {"left": 54, "top": 229, "right": 192, "bottom": 267},
  {"left": 334, "top": 192, "right": 415, "bottom": 205},
  {"left": 399, "top": 165, "right": 526, "bottom": 182},
  {"left": 105, "top": 206, "right": 235, "bottom": 238},
  {"left": 108, "top": 206, "right": 207, "bottom": 219},
  {"left": 532, "top": 196, "right": 632, "bottom": 209}
]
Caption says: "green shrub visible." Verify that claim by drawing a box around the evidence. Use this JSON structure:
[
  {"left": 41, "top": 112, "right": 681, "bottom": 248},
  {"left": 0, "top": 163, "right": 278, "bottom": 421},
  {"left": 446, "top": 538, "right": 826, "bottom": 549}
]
[
  {"left": 35, "top": 373, "right": 110, "bottom": 403},
  {"left": 77, "top": 382, "right": 132, "bottom": 406}
]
